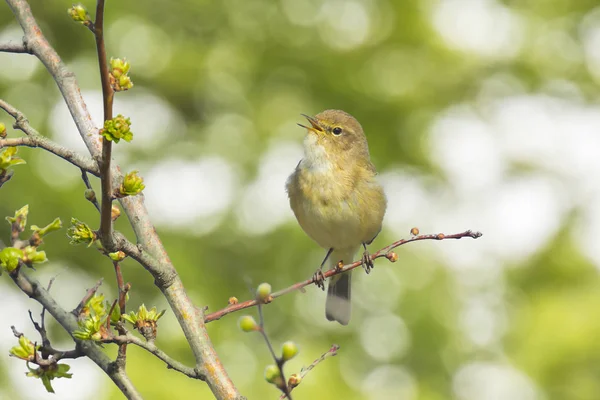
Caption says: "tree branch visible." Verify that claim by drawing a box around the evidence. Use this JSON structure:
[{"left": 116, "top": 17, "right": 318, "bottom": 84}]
[
  {"left": 5, "top": 0, "right": 102, "bottom": 158},
  {"left": 109, "top": 332, "right": 206, "bottom": 380},
  {"left": 93, "top": 0, "right": 115, "bottom": 250},
  {"left": 279, "top": 344, "right": 339, "bottom": 399},
  {"left": 204, "top": 230, "right": 483, "bottom": 323},
  {"left": 0, "top": 39, "right": 31, "bottom": 53},
  {"left": 4, "top": 1, "right": 241, "bottom": 398},
  {"left": 0, "top": 99, "right": 99, "bottom": 174},
  {"left": 10, "top": 269, "right": 143, "bottom": 400}
]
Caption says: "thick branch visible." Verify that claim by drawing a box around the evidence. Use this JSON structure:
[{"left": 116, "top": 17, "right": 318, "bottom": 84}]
[
  {"left": 205, "top": 230, "right": 483, "bottom": 323},
  {"left": 10, "top": 269, "right": 142, "bottom": 400},
  {"left": 5, "top": 1, "right": 241, "bottom": 398},
  {"left": 5, "top": 0, "right": 101, "bottom": 157}
]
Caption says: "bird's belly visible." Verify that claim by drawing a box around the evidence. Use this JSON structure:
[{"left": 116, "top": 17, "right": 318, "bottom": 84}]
[{"left": 295, "top": 195, "right": 366, "bottom": 250}]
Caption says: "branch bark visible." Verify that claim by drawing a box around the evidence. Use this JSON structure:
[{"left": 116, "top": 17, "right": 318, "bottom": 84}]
[
  {"left": 10, "top": 269, "right": 143, "bottom": 400},
  {"left": 4, "top": 1, "right": 241, "bottom": 398},
  {"left": 0, "top": 99, "right": 99, "bottom": 174},
  {"left": 205, "top": 230, "right": 483, "bottom": 323}
]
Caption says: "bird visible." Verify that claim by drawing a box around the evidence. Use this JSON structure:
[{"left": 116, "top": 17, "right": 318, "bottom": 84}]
[{"left": 286, "top": 109, "right": 387, "bottom": 325}]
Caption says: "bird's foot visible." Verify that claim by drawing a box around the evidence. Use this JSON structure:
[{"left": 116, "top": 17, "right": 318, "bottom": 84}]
[
  {"left": 312, "top": 269, "right": 325, "bottom": 290},
  {"left": 362, "top": 251, "right": 374, "bottom": 274}
]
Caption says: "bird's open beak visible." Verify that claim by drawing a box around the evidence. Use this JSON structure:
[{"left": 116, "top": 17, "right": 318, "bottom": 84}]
[{"left": 298, "top": 114, "right": 323, "bottom": 133}]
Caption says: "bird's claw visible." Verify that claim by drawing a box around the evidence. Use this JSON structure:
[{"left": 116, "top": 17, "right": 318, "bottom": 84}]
[
  {"left": 362, "top": 251, "right": 374, "bottom": 274},
  {"left": 313, "top": 269, "right": 325, "bottom": 290}
]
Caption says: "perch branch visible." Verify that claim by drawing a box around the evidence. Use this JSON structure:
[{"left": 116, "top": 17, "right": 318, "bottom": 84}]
[{"left": 205, "top": 230, "right": 483, "bottom": 323}]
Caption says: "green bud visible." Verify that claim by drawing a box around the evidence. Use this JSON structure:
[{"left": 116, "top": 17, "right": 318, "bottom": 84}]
[
  {"left": 9, "top": 335, "right": 37, "bottom": 360},
  {"left": 101, "top": 115, "right": 133, "bottom": 143},
  {"left": 66, "top": 218, "right": 97, "bottom": 247},
  {"left": 110, "top": 58, "right": 131, "bottom": 77},
  {"left": 119, "top": 171, "right": 145, "bottom": 196},
  {"left": 84, "top": 189, "right": 96, "bottom": 202},
  {"left": 73, "top": 313, "right": 105, "bottom": 341},
  {"left": 110, "top": 303, "right": 122, "bottom": 325},
  {"left": 256, "top": 282, "right": 272, "bottom": 303},
  {"left": 122, "top": 304, "right": 165, "bottom": 341},
  {"left": 30, "top": 217, "right": 62, "bottom": 237},
  {"left": 264, "top": 364, "right": 282, "bottom": 385},
  {"left": 118, "top": 75, "right": 134, "bottom": 91},
  {"left": 86, "top": 294, "right": 106, "bottom": 317},
  {"left": 288, "top": 373, "right": 302, "bottom": 388},
  {"left": 0, "top": 122, "right": 6, "bottom": 138},
  {"left": 22, "top": 246, "right": 48, "bottom": 265},
  {"left": 238, "top": 315, "right": 258, "bottom": 332},
  {"left": 67, "top": 3, "right": 90, "bottom": 23},
  {"left": 281, "top": 341, "right": 299, "bottom": 361},
  {"left": 0, "top": 147, "right": 26, "bottom": 171},
  {"left": 108, "top": 251, "right": 126, "bottom": 262},
  {"left": 6, "top": 204, "right": 28, "bottom": 231},
  {"left": 0, "top": 247, "right": 23, "bottom": 272},
  {"left": 111, "top": 205, "right": 121, "bottom": 221},
  {"left": 110, "top": 58, "right": 134, "bottom": 91}
]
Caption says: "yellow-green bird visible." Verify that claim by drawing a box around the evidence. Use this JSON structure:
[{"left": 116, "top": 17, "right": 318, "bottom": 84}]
[{"left": 286, "top": 109, "right": 387, "bottom": 325}]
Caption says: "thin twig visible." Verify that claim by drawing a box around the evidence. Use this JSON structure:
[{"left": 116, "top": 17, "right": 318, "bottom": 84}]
[
  {"left": 0, "top": 40, "right": 31, "bottom": 53},
  {"left": 205, "top": 230, "right": 483, "bottom": 323},
  {"left": 108, "top": 332, "right": 206, "bottom": 380},
  {"left": 72, "top": 278, "right": 104, "bottom": 315},
  {"left": 93, "top": 0, "right": 115, "bottom": 250},
  {"left": 81, "top": 170, "right": 101, "bottom": 211},
  {"left": 256, "top": 303, "right": 292, "bottom": 400},
  {"left": 279, "top": 344, "right": 340, "bottom": 399}
]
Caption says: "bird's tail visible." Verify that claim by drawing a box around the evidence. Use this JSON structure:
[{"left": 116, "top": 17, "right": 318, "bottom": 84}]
[{"left": 325, "top": 248, "right": 357, "bottom": 325}]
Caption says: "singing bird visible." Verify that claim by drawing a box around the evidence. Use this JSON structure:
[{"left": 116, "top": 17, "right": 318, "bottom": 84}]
[{"left": 286, "top": 110, "right": 387, "bottom": 325}]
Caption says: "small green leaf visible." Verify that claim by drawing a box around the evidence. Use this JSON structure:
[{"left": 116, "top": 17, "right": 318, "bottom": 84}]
[
  {"left": 0, "top": 147, "right": 26, "bottom": 171},
  {"left": 9, "top": 335, "right": 37, "bottom": 360},
  {"left": 6, "top": 204, "right": 29, "bottom": 230},
  {"left": 30, "top": 217, "right": 62, "bottom": 237},
  {"left": 22, "top": 246, "right": 48, "bottom": 265}
]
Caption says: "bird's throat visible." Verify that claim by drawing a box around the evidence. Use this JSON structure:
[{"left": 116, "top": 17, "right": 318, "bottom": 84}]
[{"left": 301, "top": 133, "right": 333, "bottom": 174}]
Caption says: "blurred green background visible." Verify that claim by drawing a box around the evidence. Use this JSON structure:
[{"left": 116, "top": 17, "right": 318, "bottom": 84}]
[{"left": 2, "top": 0, "right": 600, "bottom": 399}]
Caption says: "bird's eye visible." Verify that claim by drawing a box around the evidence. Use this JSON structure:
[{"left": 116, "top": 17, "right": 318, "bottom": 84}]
[{"left": 332, "top": 127, "right": 342, "bottom": 136}]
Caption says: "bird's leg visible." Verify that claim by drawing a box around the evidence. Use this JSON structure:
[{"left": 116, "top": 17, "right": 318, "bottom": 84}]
[
  {"left": 313, "top": 248, "right": 333, "bottom": 291},
  {"left": 362, "top": 243, "right": 374, "bottom": 274}
]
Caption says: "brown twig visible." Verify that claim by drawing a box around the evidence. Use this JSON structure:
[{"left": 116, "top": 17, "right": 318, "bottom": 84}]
[
  {"left": 256, "top": 303, "right": 292, "bottom": 400},
  {"left": 93, "top": 0, "right": 115, "bottom": 250},
  {"left": 279, "top": 344, "right": 340, "bottom": 399},
  {"left": 81, "top": 170, "right": 101, "bottom": 211},
  {"left": 112, "top": 261, "right": 128, "bottom": 367},
  {"left": 72, "top": 278, "right": 104, "bottom": 315},
  {"left": 205, "top": 230, "right": 483, "bottom": 323}
]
